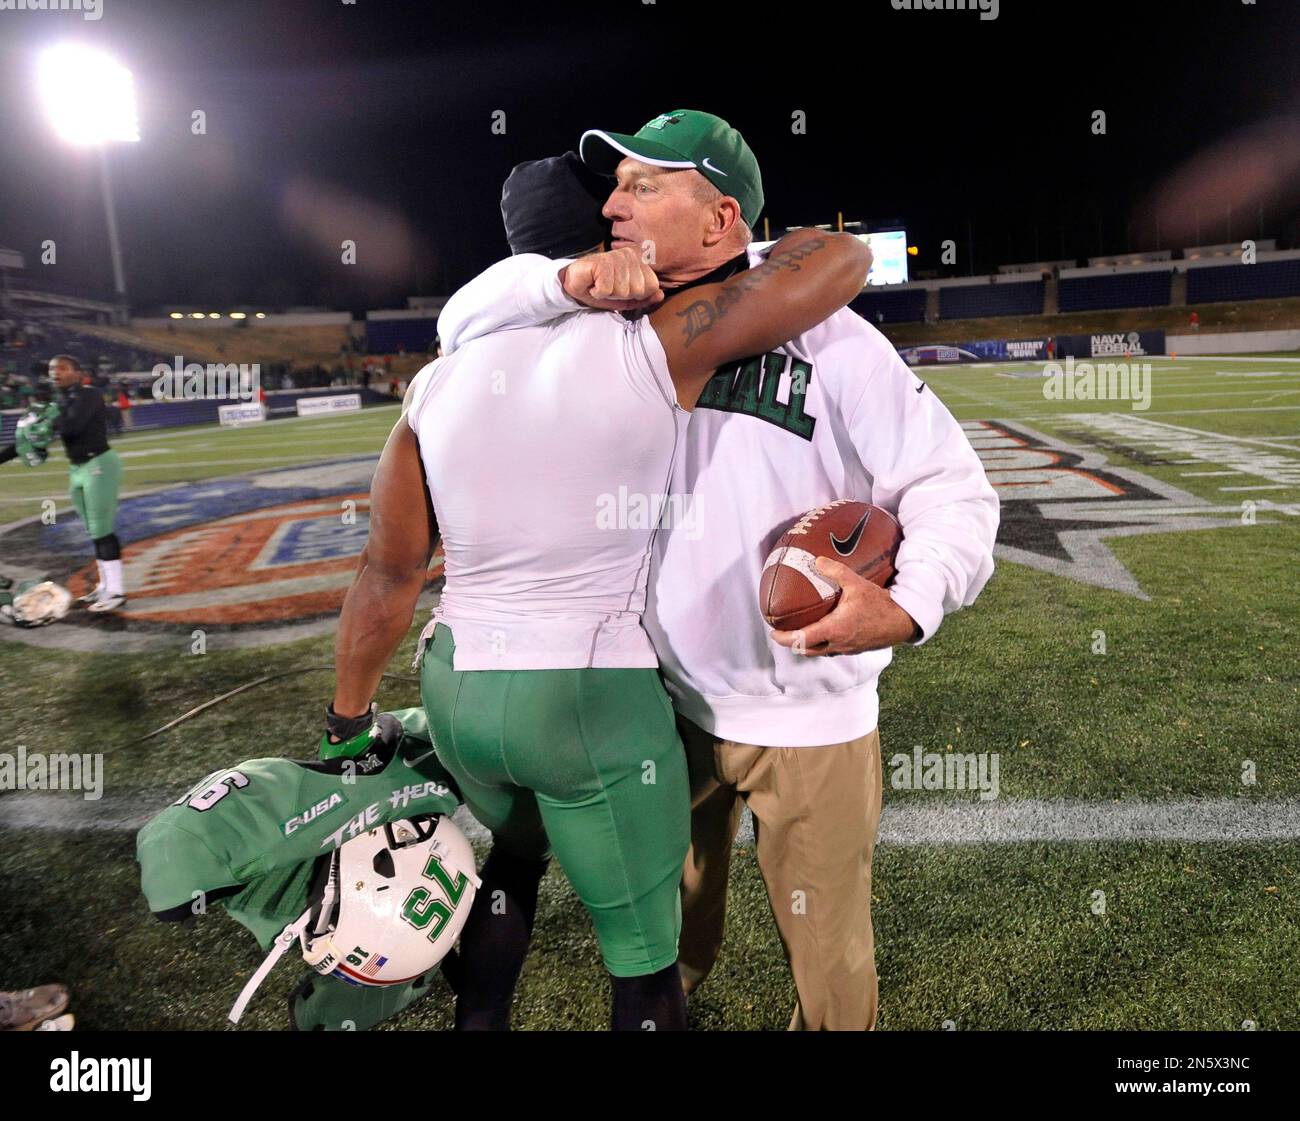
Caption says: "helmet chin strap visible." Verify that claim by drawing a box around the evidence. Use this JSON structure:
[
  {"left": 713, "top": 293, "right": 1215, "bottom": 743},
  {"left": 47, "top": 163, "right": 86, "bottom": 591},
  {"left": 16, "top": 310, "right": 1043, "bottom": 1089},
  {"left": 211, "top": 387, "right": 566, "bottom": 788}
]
[
  {"left": 230, "top": 848, "right": 345, "bottom": 1024},
  {"left": 228, "top": 910, "right": 314, "bottom": 1024},
  {"left": 230, "top": 850, "right": 343, "bottom": 1024}
]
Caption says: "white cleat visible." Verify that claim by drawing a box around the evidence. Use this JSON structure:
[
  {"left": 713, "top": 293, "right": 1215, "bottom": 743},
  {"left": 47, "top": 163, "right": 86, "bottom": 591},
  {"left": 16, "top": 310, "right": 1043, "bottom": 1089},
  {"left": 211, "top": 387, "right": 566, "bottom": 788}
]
[
  {"left": 77, "top": 585, "right": 104, "bottom": 606},
  {"left": 87, "top": 593, "right": 127, "bottom": 614}
]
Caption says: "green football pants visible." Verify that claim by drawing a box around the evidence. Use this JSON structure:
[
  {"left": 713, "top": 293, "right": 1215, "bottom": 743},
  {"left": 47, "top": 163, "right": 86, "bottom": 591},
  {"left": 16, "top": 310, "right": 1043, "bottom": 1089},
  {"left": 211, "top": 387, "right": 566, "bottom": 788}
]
[
  {"left": 420, "top": 622, "right": 689, "bottom": 977},
  {"left": 68, "top": 448, "right": 122, "bottom": 539}
]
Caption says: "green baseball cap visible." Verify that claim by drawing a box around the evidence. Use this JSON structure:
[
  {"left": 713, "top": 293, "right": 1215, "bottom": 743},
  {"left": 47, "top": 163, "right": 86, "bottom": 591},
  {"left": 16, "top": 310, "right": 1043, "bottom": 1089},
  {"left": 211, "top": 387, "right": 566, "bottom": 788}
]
[{"left": 579, "top": 109, "right": 765, "bottom": 227}]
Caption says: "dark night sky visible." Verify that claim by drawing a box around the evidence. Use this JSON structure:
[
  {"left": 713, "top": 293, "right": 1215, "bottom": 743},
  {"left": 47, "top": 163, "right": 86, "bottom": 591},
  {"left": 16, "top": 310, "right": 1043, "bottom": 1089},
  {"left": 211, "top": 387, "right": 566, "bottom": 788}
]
[{"left": 1, "top": 0, "right": 1297, "bottom": 314}]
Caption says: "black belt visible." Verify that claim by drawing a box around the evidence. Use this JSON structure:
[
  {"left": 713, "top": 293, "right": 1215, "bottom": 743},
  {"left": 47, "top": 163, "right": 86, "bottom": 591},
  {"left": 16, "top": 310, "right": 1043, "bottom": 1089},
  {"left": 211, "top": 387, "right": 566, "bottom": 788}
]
[{"left": 69, "top": 448, "right": 110, "bottom": 467}]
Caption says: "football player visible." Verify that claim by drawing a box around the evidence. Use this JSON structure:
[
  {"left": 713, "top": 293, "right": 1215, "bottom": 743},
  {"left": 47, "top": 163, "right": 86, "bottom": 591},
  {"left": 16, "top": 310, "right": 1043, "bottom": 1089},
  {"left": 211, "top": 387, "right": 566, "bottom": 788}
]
[
  {"left": 323, "top": 153, "right": 871, "bottom": 1031},
  {"left": 50, "top": 356, "right": 126, "bottom": 612},
  {"left": 2, "top": 357, "right": 127, "bottom": 612}
]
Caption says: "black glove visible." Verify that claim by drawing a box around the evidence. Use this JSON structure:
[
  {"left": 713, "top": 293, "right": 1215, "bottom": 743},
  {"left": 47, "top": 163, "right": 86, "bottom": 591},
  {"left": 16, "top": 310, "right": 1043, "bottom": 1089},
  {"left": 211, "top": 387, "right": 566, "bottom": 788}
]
[{"left": 319, "top": 702, "right": 377, "bottom": 760}]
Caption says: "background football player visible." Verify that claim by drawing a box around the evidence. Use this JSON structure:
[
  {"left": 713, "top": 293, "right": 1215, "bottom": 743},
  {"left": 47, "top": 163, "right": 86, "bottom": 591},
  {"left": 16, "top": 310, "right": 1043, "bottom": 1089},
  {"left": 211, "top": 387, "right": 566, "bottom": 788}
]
[
  {"left": 41, "top": 356, "right": 126, "bottom": 613},
  {"left": 2, "top": 355, "right": 126, "bottom": 612}
]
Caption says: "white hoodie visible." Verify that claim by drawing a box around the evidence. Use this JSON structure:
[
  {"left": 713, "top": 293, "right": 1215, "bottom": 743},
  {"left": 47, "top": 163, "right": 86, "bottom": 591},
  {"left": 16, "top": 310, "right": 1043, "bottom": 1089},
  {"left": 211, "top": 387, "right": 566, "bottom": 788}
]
[{"left": 437, "top": 249, "right": 999, "bottom": 746}]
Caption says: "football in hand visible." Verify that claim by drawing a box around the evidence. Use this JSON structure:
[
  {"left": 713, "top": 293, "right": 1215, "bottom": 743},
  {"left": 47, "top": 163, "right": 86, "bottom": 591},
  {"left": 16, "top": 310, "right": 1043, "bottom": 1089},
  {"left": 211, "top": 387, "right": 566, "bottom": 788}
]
[{"left": 758, "top": 500, "right": 903, "bottom": 630}]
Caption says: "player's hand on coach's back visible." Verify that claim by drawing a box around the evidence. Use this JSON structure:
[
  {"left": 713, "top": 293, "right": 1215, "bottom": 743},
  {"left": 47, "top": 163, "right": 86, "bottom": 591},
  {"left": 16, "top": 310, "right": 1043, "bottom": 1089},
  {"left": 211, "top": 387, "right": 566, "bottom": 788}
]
[
  {"left": 560, "top": 246, "right": 664, "bottom": 311},
  {"left": 651, "top": 229, "right": 871, "bottom": 410}
]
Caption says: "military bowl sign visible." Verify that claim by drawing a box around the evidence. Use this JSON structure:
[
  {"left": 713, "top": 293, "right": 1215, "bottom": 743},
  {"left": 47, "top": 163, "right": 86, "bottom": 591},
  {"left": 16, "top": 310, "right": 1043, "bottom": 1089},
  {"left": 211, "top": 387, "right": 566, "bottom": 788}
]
[{"left": 0, "top": 457, "right": 444, "bottom": 652}]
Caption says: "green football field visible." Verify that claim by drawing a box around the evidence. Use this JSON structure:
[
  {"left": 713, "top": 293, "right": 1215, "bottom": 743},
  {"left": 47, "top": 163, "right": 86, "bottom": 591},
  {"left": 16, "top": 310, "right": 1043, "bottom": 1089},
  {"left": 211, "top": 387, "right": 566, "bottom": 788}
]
[{"left": 2, "top": 354, "right": 1298, "bottom": 1030}]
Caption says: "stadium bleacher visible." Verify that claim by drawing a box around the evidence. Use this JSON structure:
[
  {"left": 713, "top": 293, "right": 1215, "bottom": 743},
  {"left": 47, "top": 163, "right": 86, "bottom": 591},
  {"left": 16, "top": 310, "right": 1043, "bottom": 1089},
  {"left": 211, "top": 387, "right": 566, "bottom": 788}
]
[
  {"left": 1187, "top": 258, "right": 1300, "bottom": 304},
  {"left": 1058, "top": 270, "right": 1173, "bottom": 312},
  {"left": 364, "top": 316, "right": 439, "bottom": 354},
  {"left": 2, "top": 321, "right": 170, "bottom": 374},
  {"left": 849, "top": 287, "right": 927, "bottom": 324},
  {"left": 938, "top": 280, "right": 1043, "bottom": 320}
]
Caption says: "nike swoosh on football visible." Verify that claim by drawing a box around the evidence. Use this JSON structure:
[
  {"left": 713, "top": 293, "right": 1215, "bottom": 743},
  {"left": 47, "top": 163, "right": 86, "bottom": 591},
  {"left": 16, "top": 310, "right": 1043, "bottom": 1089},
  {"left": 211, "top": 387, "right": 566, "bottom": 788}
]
[
  {"left": 700, "top": 157, "right": 728, "bottom": 176},
  {"left": 830, "top": 511, "right": 871, "bottom": 556}
]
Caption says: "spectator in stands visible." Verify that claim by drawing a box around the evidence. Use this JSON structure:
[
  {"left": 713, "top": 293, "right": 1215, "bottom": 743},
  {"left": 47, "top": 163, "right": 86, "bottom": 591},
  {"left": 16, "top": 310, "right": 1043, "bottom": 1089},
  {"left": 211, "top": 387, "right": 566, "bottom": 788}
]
[{"left": 1189, "top": 310, "right": 1200, "bottom": 332}]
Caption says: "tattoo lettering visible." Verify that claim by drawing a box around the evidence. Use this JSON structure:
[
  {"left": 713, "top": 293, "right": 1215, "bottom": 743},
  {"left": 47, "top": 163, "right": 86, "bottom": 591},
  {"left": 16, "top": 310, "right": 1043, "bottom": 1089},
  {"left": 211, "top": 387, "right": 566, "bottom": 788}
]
[
  {"left": 676, "top": 235, "right": 829, "bottom": 348},
  {"left": 677, "top": 299, "right": 719, "bottom": 347}
]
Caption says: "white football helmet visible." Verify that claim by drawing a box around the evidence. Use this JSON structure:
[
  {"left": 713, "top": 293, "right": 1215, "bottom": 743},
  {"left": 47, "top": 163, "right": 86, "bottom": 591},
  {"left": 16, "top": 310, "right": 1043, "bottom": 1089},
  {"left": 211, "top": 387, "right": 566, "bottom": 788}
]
[
  {"left": 0, "top": 580, "right": 72, "bottom": 628},
  {"left": 229, "top": 815, "right": 480, "bottom": 1023}
]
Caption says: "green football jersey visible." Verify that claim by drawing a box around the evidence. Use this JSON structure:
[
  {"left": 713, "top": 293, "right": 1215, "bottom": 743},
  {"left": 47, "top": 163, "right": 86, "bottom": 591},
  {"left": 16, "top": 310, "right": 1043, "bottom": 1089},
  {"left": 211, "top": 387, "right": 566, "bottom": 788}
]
[{"left": 137, "top": 709, "right": 461, "bottom": 925}]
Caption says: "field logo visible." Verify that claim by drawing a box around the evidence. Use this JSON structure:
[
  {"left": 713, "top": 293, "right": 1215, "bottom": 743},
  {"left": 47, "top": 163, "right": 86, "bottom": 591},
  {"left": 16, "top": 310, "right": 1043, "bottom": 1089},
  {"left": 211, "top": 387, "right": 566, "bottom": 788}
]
[
  {"left": 0, "top": 457, "right": 443, "bottom": 651},
  {"left": 967, "top": 419, "right": 1271, "bottom": 597}
]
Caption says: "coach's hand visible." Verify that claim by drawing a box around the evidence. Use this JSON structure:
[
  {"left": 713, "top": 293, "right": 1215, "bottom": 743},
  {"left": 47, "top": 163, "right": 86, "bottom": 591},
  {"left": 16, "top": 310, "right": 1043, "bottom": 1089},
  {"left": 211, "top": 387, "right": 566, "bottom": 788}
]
[
  {"left": 560, "top": 247, "right": 664, "bottom": 311},
  {"left": 770, "top": 556, "right": 921, "bottom": 657}
]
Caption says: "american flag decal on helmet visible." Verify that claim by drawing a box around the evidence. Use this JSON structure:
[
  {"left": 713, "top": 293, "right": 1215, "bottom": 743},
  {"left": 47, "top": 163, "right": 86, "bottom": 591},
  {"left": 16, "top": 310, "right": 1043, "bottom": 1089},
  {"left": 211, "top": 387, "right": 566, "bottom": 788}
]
[{"left": 359, "top": 954, "right": 388, "bottom": 978}]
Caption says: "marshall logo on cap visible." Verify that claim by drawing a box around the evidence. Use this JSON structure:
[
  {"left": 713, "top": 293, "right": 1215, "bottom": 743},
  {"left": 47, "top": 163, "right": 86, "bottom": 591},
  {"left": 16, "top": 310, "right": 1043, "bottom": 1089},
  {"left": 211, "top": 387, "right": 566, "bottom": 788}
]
[{"left": 578, "top": 108, "right": 765, "bottom": 228}]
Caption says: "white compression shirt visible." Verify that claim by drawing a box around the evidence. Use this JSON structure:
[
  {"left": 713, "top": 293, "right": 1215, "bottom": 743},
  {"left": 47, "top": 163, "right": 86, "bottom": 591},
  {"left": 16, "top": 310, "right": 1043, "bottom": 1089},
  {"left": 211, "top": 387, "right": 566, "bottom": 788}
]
[
  {"left": 433, "top": 250, "right": 1000, "bottom": 743},
  {"left": 405, "top": 307, "right": 686, "bottom": 670}
]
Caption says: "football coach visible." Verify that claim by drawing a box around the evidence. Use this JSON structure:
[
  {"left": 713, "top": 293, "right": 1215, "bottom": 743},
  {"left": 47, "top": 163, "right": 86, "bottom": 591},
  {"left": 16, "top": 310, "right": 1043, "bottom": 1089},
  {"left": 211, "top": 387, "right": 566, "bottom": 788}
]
[{"left": 437, "top": 110, "right": 1000, "bottom": 1030}]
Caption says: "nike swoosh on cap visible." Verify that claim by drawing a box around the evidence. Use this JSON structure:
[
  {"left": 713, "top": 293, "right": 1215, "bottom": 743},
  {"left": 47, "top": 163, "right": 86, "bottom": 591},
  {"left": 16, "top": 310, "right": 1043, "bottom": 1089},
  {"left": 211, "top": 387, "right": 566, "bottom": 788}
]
[
  {"left": 700, "top": 156, "right": 728, "bottom": 176},
  {"left": 830, "top": 511, "right": 871, "bottom": 556}
]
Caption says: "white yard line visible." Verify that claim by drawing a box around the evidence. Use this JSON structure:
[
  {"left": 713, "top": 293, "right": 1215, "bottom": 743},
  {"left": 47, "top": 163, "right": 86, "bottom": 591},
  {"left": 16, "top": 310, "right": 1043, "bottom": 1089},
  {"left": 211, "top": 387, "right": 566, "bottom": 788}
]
[
  {"left": 5, "top": 794, "right": 1298, "bottom": 847},
  {"left": 1164, "top": 355, "right": 1300, "bottom": 363},
  {"left": 1219, "top": 484, "right": 1294, "bottom": 492}
]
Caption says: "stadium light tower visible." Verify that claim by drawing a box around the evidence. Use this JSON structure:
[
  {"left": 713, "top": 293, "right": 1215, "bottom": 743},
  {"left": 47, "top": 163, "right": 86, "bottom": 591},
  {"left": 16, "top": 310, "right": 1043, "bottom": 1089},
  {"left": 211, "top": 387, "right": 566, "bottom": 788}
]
[{"left": 38, "top": 45, "right": 141, "bottom": 325}]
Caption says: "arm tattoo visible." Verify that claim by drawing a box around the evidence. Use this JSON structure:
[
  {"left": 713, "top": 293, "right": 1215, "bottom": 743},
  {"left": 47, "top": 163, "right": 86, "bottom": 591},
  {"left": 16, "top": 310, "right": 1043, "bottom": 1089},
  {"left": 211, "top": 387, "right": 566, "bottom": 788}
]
[{"left": 676, "top": 235, "right": 829, "bottom": 348}]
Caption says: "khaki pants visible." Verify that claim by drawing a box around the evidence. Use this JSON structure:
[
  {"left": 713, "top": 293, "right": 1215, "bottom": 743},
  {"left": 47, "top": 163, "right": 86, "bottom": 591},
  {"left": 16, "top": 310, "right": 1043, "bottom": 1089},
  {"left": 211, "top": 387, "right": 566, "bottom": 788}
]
[{"left": 676, "top": 715, "right": 883, "bottom": 1031}]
